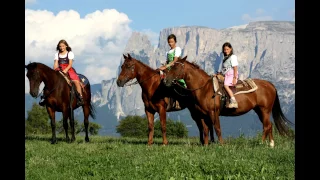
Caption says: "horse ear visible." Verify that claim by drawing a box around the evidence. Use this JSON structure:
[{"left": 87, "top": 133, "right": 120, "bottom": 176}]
[
  {"left": 127, "top": 53, "right": 132, "bottom": 59},
  {"left": 123, "top": 54, "right": 128, "bottom": 59},
  {"left": 182, "top": 56, "right": 187, "bottom": 61},
  {"left": 25, "top": 65, "right": 27, "bottom": 69}
]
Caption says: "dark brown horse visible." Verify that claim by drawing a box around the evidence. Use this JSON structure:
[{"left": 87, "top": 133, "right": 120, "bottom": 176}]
[
  {"left": 25, "top": 62, "right": 96, "bottom": 144},
  {"left": 163, "top": 58, "right": 294, "bottom": 147},
  {"left": 116, "top": 54, "right": 214, "bottom": 145}
]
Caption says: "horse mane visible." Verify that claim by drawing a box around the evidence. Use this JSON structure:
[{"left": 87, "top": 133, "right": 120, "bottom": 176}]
[
  {"left": 132, "top": 58, "right": 158, "bottom": 72},
  {"left": 26, "top": 62, "right": 65, "bottom": 80},
  {"left": 177, "top": 57, "right": 210, "bottom": 77},
  {"left": 26, "top": 62, "right": 52, "bottom": 71}
]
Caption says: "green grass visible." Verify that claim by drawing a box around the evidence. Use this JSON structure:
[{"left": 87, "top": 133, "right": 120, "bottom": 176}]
[{"left": 25, "top": 133, "right": 294, "bottom": 180}]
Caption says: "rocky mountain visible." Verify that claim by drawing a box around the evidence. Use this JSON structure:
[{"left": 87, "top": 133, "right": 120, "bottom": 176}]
[{"left": 25, "top": 21, "right": 295, "bottom": 138}]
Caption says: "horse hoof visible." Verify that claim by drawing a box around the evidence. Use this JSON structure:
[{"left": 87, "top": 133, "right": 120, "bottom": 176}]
[
  {"left": 270, "top": 140, "right": 275, "bottom": 148},
  {"left": 51, "top": 140, "right": 57, "bottom": 144},
  {"left": 85, "top": 137, "right": 89, "bottom": 142}
]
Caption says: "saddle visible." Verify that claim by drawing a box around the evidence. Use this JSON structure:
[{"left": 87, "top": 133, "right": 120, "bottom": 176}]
[
  {"left": 212, "top": 75, "right": 258, "bottom": 110},
  {"left": 39, "top": 71, "right": 89, "bottom": 107},
  {"left": 58, "top": 71, "right": 88, "bottom": 88}
]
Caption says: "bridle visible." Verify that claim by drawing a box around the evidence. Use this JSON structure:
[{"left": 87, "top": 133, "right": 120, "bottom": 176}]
[
  {"left": 27, "top": 67, "right": 57, "bottom": 99},
  {"left": 166, "top": 61, "right": 214, "bottom": 96}
]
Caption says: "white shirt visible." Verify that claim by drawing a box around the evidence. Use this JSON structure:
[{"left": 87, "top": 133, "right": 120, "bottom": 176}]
[
  {"left": 54, "top": 51, "right": 75, "bottom": 60},
  {"left": 165, "top": 47, "right": 182, "bottom": 59},
  {"left": 218, "top": 54, "right": 238, "bottom": 72}
]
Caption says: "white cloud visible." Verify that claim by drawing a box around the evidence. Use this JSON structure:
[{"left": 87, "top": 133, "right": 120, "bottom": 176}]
[
  {"left": 25, "top": 9, "right": 133, "bottom": 93},
  {"left": 26, "top": 0, "right": 36, "bottom": 4},
  {"left": 241, "top": 13, "right": 273, "bottom": 23},
  {"left": 241, "top": 8, "right": 273, "bottom": 23}
]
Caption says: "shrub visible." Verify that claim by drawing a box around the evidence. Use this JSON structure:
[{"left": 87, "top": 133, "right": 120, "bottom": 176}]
[{"left": 116, "top": 115, "right": 188, "bottom": 138}]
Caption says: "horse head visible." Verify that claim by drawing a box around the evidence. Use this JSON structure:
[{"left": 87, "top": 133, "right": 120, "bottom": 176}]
[
  {"left": 116, "top": 53, "right": 137, "bottom": 87},
  {"left": 25, "top": 62, "right": 42, "bottom": 98},
  {"left": 163, "top": 56, "right": 187, "bottom": 87}
]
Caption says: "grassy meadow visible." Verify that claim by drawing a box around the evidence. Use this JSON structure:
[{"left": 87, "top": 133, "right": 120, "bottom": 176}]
[{"left": 25, "top": 132, "right": 294, "bottom": 180}]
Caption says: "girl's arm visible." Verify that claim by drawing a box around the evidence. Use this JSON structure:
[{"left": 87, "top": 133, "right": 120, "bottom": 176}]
[{"left": 53, "top": 53, "right": 59, "bottom": 70}]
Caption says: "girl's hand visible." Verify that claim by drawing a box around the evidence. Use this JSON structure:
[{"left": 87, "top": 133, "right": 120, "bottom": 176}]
[
  {"left": 159, "top": 66, "right": 166, "bottom": 70},
  {"left": 62, "top": 69, "right": 68, "bottom": 74},
  {"left": 232, "top": 78, "right": 237, "bottom": 85}
]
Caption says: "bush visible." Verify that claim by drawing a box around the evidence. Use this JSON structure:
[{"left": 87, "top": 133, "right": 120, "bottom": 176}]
[
  {"left": 116, "top": 115, "right": 188, "bottom": 138},
  {"left": 116, "top": 115, "right": 148, "bottom": 138},
  {"left": 25, "top": 103, "right": 51, "bottom": 134}
]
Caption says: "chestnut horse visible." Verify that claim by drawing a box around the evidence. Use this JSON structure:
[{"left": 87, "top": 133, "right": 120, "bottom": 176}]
[
  {"left": 163, "top": 58, "right": 294, "bottom": 147},
  {"left": 116, "top": 54, "right": 214, "bottom": 145},
  {"left": 25, "top": 62, "right": 96, "bottom": 144}
]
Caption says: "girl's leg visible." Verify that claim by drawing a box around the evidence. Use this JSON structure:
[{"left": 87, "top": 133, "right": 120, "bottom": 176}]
[
  {"left": 72, "top": 80, "right": 84, "bottom": 105},
  {"left": 224, "top": 71, "right": 238, "bottom": 108}
]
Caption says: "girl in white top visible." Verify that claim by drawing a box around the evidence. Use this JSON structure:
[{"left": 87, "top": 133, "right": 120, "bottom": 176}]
[
  {"left": 218, "top": 42, "right": 239, "bottom": 108},
  {"left": 53, "top": 39, "right": 84, "bottom": 106},
  {"left": 159, "top": 34, "right": 186, "bottom": 88}
]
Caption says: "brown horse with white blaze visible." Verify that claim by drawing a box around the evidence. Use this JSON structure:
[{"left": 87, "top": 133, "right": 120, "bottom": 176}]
[
  {"left": 163, "top": 58, "right": 294, "bottom": 147},
  {"left": 116, "top": 54, "right": 214, "bottom": 145}
]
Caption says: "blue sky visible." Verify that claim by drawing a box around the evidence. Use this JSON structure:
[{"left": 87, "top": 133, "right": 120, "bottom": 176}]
[
  {"left": 26, "top": 0, "right": 295, "bottom": 33},
  {"left": 25, "top": 0, "right": 295, "bottom": 92}
]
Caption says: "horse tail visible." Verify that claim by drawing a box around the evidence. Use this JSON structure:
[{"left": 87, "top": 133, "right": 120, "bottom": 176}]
[
  {"left": 272, "top": 90, "right": 294, "bottom": 136},
  {"left": 89, "top": 102, "right": 96, "bottom": 119},
  {"left": 85, "top": 82, "right": 96, "bottom": 119}
]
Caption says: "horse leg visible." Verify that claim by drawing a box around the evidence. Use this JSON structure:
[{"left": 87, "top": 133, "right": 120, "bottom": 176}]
[
  {"left": 201, "top": 119, "right": 210, "bottom": 145},
  {"left": 46, "top": 107, "right": 57, "bottom": 144},
  {"left": 159, "top": 107, "right": 168, "bottom": 145},
  {"left": 254, "top": 107, "right": 274, "bottom": 147},
  {"left": 209, "top": 123, "right": 215, "bottom": 143},
  {"left": 209, "top": 110, "right": 223, "bottom": 144},
  {"left": 69, "top": 110, "right": 76, "bottom": 143},
  {"left": 82, "top": 104, "right": 90, "bottom": 142},
  {"left": 145, "top": 109, "right": 155, "bottom": 145},
  {"left": 62, "top": 109, "right": 70, "bottom": 143},
  {"left": 204, "top": 116, "right": 215, "bottom": 143},
  {"left": 194, "top": 119, "right": 204, "bottom": 145},
  {"left": 189, "top": 107, "right": 208, "bottom": 145}
]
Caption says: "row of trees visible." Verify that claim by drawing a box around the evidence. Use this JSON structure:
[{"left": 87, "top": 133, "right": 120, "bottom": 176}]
[{"left": 26, "top": 103, "right": 189, "bottom": 138}]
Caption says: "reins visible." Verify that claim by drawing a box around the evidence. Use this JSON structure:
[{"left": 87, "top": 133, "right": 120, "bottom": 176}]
[{"left": 168, "top": 61, "right": 214, "bottom": 96}]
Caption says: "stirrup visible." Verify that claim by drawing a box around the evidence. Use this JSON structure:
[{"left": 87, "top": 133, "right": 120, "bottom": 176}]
[{"left": 77, "top": 96, "right": 84, "bottom": 106}]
